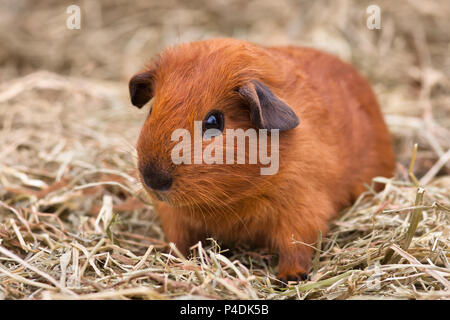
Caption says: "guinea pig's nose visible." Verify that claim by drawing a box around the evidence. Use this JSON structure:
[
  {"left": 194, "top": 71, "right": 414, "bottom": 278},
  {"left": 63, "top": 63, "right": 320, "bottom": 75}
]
[{"left": 140, "top": 165, "right": 173, "bottom": 191}]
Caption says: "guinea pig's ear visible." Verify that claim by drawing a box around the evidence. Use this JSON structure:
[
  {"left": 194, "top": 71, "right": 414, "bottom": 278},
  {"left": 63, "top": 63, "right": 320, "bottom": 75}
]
[
  {"left": 238, "top": 80, "right": 299, "bottom": 131},
  {"left": 129, "top": 70, "right": 155, "bottom": 108}
]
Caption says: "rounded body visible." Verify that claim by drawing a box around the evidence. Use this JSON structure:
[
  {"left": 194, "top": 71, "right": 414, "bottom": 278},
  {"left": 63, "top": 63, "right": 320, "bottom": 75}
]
[{"left": 131, "top": 39, "right": 395, "bottom": 281}]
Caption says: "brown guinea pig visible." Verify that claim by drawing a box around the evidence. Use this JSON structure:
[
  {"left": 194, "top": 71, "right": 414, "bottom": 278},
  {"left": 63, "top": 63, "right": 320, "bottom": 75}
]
[{"left": 128, "top": 38, "right": 395, "bottom": 282}]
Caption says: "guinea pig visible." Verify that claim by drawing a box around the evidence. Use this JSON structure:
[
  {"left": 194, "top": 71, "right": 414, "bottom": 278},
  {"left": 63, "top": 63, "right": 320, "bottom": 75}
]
[{"left": 128, "top": 38, "right": 395, "bottom": 282}]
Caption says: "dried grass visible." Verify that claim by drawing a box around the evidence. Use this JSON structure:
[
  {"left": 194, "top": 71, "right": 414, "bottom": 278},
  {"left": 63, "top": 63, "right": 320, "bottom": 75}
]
[{"left": 0, "top": 0, "right": 449, "bottom": 300}]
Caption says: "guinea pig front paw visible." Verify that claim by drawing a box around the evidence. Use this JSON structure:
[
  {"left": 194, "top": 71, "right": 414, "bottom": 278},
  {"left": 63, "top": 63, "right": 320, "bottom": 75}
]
[{"left": 277, "top": 270, "right": 309, "bottom": 285}]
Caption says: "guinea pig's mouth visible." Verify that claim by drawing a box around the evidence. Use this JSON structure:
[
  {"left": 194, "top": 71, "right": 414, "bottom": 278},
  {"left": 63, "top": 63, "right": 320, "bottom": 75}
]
[
  {"left": 140, "top": 186, "right": 172, "bottom": 203},
  {"left": 143, "top": 186, "right": 196, "bottom": 207},
  {"left": 152, "top": 190, "right": 170, "bottom": 202}
]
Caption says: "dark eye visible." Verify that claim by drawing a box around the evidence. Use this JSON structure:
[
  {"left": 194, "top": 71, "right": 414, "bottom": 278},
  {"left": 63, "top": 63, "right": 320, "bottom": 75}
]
[{"left": 203, "top": 110, "right": 224, "bottom": 135}]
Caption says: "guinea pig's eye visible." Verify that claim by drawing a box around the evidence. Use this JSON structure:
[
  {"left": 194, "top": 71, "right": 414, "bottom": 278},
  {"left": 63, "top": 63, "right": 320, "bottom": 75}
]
[{"left": 202, "top": 110, "right": 224, "bottom": 136}]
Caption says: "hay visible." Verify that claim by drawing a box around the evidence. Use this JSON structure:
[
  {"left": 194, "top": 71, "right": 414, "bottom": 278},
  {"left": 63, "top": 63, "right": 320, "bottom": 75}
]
[{"left": 0, "top": 0, "right": 449, "bottom": 300}]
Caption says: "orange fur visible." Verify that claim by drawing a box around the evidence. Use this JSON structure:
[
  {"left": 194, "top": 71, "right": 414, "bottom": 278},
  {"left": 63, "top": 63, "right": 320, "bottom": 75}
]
[{"left": 132, "top": 38, "right": 395, "bottom": 282}]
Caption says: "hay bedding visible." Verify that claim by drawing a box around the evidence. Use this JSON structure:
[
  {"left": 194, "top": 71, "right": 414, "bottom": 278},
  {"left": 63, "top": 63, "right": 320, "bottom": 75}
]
[{"left": 0, "top": 0, "right": 449, "bottom": 300}]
